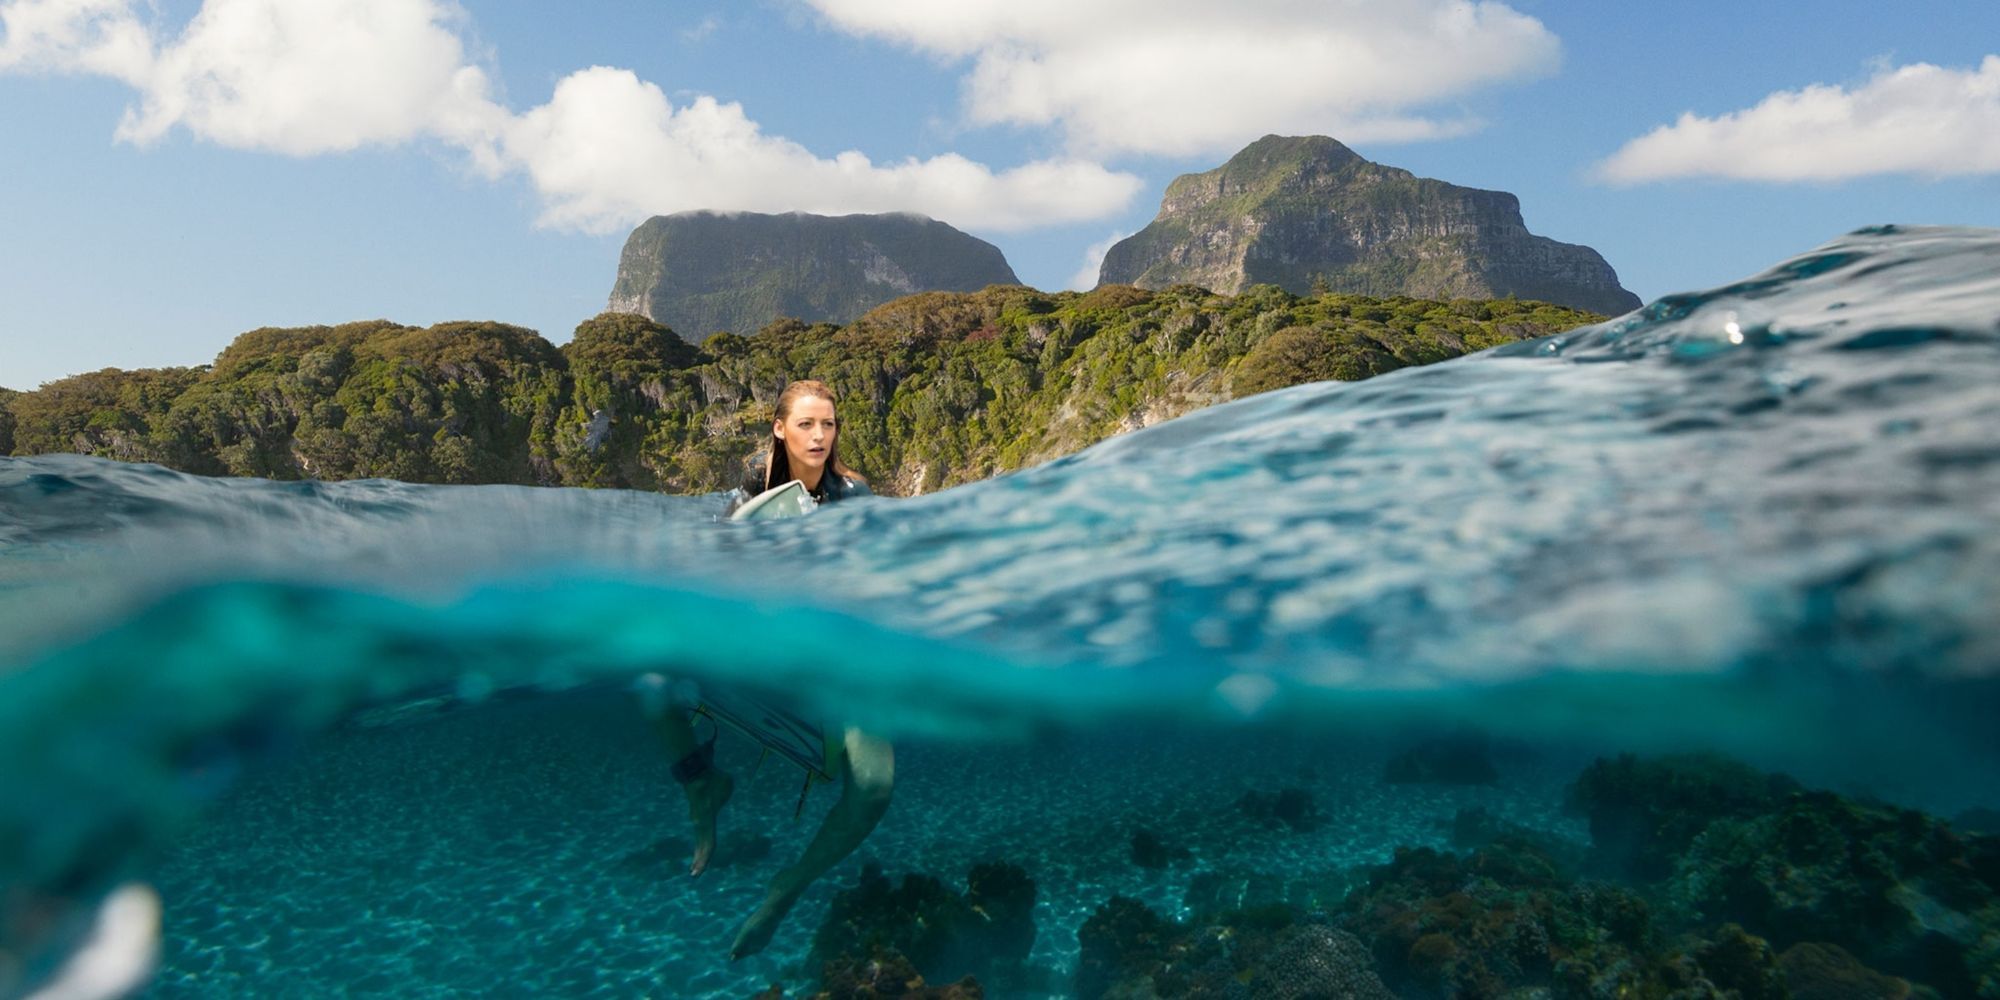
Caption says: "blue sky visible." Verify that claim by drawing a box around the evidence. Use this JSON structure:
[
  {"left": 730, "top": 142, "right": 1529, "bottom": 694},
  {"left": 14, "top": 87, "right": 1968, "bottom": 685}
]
[{"left": 4, "top": 0, "right": 1999, "bottom": 390}]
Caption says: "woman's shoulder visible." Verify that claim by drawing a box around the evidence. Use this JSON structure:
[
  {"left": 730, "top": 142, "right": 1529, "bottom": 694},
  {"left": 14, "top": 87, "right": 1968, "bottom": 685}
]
[{"left": 831, "top": 469, "right": 872, "bottom": 498}]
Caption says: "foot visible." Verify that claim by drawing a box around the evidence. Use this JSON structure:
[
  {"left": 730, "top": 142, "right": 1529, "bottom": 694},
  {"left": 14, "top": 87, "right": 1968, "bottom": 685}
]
[
  {"left": 685, "top": 770, "right": 734, "bottom": 877},
  {"left": 729, "top": 885, "right": 803, "bottom": 961}
]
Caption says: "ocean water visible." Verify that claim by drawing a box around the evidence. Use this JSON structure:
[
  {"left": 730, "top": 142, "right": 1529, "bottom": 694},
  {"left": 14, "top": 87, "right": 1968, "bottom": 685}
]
[{"left": 3, "top": 224, "right": 1999, "bottom": 998}]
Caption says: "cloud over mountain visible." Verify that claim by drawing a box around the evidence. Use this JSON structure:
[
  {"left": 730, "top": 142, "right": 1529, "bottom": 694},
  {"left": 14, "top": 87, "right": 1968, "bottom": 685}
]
[
  {"left": 489, "top": 67, "right": 1140, "bottom": 233},
  {"left": 1600, "top": 56, "right": 2000, "bottom": 184},
  {"left": 801, "top": 0, "right": 1561, "bottom": 155}
]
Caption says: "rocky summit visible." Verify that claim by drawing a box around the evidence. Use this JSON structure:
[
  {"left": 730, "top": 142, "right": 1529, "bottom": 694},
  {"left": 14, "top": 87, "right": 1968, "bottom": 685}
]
[
  {"left": 1099, "top": 135, "right": 1641, "bottom": 316},
  {"left": 607, "top": 211, "right": 1020, "bottom": 340}
]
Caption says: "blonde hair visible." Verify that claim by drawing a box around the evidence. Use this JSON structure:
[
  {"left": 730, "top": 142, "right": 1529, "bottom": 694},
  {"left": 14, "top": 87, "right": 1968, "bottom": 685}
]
[{"left": 765, "top": 379, "right": 860, "bottom": 491}]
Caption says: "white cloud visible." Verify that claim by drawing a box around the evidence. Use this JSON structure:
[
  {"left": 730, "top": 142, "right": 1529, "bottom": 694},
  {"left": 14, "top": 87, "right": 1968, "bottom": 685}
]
[
  {"left": 0, "top": 0, "right": 149, "bottom": 80},
  {"left": 0, "top": 0, "right": 1140, "bottom": 232},
  {"left": 118, "top": 0, "right": 505, "bottom": 155},
  {"left": 0, "top": 0, "right": 514, "bottom": 154},
  {"left": 1599, "top": 56, "right": 2000, "bottom": 184},
  {"left": 801, "top": 0, "right": 1560, "bottom": 156},
  {"left": 1068, "top": 229, "right": 1127, "bottom": 290},
  {"left": 496, "top": 67, "right": 1140, "bottom": 233}
]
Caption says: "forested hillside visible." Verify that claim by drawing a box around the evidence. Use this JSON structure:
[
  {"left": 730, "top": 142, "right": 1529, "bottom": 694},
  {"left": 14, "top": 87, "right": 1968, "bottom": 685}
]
[{"left": 2, "top": 285, "right": 1600, "bottom": 495}]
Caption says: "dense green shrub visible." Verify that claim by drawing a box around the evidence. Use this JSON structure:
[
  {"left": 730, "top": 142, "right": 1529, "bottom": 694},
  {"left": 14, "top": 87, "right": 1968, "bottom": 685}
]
[
  {"left": 7, "top": 367, "right": 203, "bottom": 461},
  {"left": 0, "top": 387, "right": 16, "bottom": 455}
]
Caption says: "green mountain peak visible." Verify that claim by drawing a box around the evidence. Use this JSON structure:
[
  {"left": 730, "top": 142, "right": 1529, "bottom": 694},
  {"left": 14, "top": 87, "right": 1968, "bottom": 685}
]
[
  {"left": 1103, "top": 135, "right": 1641, "bottom": 315},
  {"left": 607, "top": 211, "right": 1021, "bottom": 341}
]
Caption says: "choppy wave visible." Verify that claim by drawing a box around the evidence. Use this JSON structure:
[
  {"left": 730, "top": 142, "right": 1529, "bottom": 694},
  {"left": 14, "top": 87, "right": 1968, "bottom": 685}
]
[{"left": 4, "top": 225, "right": 2000, "bottom": 997}]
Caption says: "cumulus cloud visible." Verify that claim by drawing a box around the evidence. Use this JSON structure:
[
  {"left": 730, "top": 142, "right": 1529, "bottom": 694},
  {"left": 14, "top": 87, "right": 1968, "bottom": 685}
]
[
  {"left": 0, "top": 0, "right": 150, "bottom": 80},
  {"left": 801, "top": 0, "right": 1560, "bottom": 156},
  {"left": 1599, "top": 56, "right": 2000, "bottom": 184},
  {"left": 0, "top": 0, "right": 1140, "bottom": 231},
  {"left": 495, "top": 67, "right": 1139, "bottom": 232},
  {"left": 117, "top": 0, "right": 504, "bottom": 155}
]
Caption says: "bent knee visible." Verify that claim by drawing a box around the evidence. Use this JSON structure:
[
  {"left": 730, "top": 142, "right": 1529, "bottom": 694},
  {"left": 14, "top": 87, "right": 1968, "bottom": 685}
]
[{"left": 841, "top": 728, "right": 895, "bottom": 803}]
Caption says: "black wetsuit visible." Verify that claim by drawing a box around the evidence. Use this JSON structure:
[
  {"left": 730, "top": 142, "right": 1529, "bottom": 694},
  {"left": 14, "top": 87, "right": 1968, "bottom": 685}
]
[{"left": 723, "top": 454, "right": 872, "bottom": 516}]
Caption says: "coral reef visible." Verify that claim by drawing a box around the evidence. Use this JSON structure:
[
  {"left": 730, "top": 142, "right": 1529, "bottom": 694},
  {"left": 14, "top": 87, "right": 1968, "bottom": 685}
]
[
  {"left": 1075, "top": 896, "right": 1179, "bottom": 1000},
  {"left": 1067, "top": 753, "right": 2000, "bottom": 998},
  {"left": 1328, "top": 834, "right": 1908, "bottom": 999},
  {"left": 1252, "top": 924, "right": 1397, "bottom": 1000},
  {"left": 806, "top": 862, "right": 1038, "bottom": 993},
  {"left": 1073, "top": 896, "right": 1392, "bottom": 1000},
  {"left": 750, "top": 947, "right": 984, "bottom": 999},
  {"left": 1691, "top": 923, "right": 1788, "bottom": 1000},
  {"left": 1667, "top": 790, "right": 2000, "bottom": 996},
  {"left": 1555, "top": 752, "right": 1996, "bottom": 998},
  {"left": 1565, "top": 752, "right": 1800, "bottom": 881},
  {"left": 1336, "top": 839, "right": 1650, "bottom": 998},
  {"left": 963, "top": 862, "right": 1037, "bottom": 973}
]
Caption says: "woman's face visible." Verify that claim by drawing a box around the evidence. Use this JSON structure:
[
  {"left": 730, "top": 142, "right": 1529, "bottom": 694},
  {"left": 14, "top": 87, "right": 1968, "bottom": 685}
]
[{"left": 776, "top": 396, "right": 837, "bottom": 474}]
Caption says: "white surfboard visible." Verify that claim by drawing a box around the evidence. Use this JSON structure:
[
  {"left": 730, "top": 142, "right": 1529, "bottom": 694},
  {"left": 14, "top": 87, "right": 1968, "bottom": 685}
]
[{"left": 730, "top": 479, "right": 816, "bottom": 521}]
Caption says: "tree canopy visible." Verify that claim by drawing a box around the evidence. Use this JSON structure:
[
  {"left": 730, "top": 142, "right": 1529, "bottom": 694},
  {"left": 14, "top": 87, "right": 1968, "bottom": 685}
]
[{"left": 3, "top": 288, "right": 1601, "bottom": 495}]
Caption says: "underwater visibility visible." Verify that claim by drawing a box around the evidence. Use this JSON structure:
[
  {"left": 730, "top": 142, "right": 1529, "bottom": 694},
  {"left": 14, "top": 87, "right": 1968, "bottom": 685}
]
[{"left": 4, "top": 224, "right": 2000, "bottom": 998}]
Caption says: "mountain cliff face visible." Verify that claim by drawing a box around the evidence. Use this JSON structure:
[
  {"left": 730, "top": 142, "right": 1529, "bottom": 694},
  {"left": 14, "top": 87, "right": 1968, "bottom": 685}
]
[
  {"left": 1099, "top": 135, "right": 1641, "bottom": 315},
  {"left": 607, "top": 211, "right": 1021, "bottom": 339}
]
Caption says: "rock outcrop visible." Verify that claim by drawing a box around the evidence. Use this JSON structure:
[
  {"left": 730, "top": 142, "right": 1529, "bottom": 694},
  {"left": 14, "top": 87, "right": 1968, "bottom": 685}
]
[
  {"left": 607, "top": 211, "right": 1020, "bottom": 340},
  {"left": 1099, "top": 135, "right": 1641, "bottom": 315}
]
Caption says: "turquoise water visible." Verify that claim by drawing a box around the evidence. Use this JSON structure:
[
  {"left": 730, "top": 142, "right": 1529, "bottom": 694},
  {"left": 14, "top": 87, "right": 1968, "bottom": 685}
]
[{"left": 4, "top": 225, "right": 1999, "bottom": 998}]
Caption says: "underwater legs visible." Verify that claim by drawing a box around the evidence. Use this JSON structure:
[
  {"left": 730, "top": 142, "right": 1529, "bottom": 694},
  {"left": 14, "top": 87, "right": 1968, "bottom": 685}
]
[
  {"left": 653, "top": 708, "right": 735, "bottom": 877},
  {"left": 730, "top": 727, "right": 894, "bottom": 960}
]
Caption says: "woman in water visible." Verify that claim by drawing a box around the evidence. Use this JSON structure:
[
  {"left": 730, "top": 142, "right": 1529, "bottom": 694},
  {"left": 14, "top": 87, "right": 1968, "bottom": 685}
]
[
  {"left": 722, "top": 378, "right": 872, "bottom": 514},
  {"left": 660, "top": 379, "right": 888, "bottom": 960}
]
